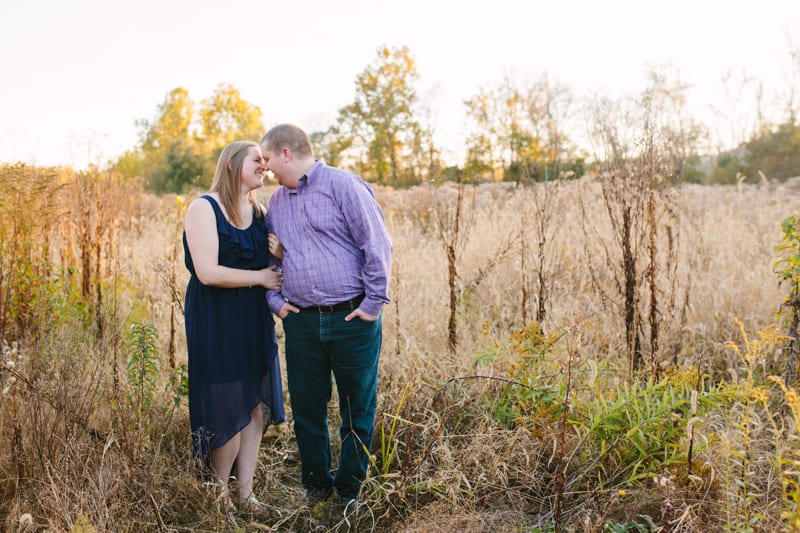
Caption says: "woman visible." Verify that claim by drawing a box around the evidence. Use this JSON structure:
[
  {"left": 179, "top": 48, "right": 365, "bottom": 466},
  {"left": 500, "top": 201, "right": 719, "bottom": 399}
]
[{"left": 183, "top": 140, "right": 285, "bottom": 507}]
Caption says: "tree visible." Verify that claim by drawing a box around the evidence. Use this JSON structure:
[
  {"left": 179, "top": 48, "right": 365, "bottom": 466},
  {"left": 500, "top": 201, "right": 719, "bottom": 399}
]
[
  {"left": 641, "top": 65, "right": 708, "bottom": 184},
  {"left": 713, "top": 122, "right": 800, "bottom": 183},
  {"left": 139, "top": 87, "right": 195, "bottom": 152},
  {"left": 782, "top": 38, "right": 800, "bottom": 125},
  {"left": 710, "top": 69, "right": 759, "bottom": 154},
  {"left": 150, "top": 142, "right": 207, "bottom": 193},
  {"left": 463, "top": 74, "right": 584, "bottom": 184},
  {"left": 463, "top": 88, "right": 503, "bottom": 180},
  {"left": 407, "top": 120, "right": 443, "bottom": 183},
  {"left": 746, "top": 122, "right": 800, "bottom": 180},
  {"left": 309, "top": 126, "right": 350, "bottom": 169},
  {"left": 199, "top": 83, "right": 264, "bottom": 157},
  {"left": 133, "top": 87, "right": 205, "bottom": 192},
  {"left": 120, "top": 85, "right": 264, "bottom": 192},
  {"left": 112, "top": 149, "right": 145, "bottom": 183},
  {"left": 336, "top": 45, "right": 431, "bottom": 186}
]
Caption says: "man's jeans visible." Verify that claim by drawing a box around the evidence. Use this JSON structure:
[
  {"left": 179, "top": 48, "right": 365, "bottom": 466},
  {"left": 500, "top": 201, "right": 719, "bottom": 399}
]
[{"left": 283, "top": 309, "right": 382, "bottom": 500}]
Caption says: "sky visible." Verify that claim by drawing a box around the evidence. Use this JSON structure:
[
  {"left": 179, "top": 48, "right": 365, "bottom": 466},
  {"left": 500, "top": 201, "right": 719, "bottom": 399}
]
[{"left": 1, "top": 0, "right": 799, "bottom": 169}]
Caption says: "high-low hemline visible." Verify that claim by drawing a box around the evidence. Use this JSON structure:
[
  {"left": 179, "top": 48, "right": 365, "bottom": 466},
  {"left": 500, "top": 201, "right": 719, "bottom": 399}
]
[{"left": 184, "top": 194, "right": 285, "bottom": 459}]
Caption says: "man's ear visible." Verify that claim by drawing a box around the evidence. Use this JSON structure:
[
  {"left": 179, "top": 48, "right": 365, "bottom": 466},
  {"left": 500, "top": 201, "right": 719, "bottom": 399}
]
[{"left": 283, "top": 147, "right": 292, "bottom": 161}]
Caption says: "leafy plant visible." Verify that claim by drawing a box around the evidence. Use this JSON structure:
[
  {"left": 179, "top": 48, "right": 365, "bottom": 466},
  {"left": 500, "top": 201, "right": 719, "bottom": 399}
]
[
  {"left": 722, "top": 319, "right": 786, "bottom": 532},
  {"left": 768, "top": 376, "right": 800, "bottom": 530},
  {"left": 604, "top": 514, "right": 656, "bottom": 532},
  {"left": 127, "top": 322, "right": 159, "bottom": 414},
  {"left": 483, "top": 323, "right": 563, "bottom": 430},
  {"left": 168, "top": 362, "right": 188, "bottom": 407},
  {"left": 576, "top": 368, "right": 732, "bottom": 488},
  {"left": 775, "top": 214, "right": 800, "bottom": 385},
  {"left": 0, "top": 163, "right": 64, "bottom": 340}
]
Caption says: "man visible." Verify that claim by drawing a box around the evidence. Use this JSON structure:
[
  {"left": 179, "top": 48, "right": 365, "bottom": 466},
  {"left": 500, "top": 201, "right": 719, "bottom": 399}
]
[{"left": 260, "top": 124, "right": 392, "bottom": 506}]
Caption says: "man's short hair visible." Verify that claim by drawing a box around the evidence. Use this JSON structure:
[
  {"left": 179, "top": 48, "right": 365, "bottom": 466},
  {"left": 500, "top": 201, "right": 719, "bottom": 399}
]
[{"left": 260, "top": 124, "right": 312, "bottom": 158}]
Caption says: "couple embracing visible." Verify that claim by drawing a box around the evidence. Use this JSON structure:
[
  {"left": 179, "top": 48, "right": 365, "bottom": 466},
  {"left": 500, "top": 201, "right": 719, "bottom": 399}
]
[{"left": 182, "top": 124, "right": 392, "bottom": 511}]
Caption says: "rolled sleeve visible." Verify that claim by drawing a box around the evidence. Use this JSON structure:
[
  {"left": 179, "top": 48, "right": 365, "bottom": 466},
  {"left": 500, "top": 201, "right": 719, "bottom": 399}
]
[
  {"left": 267, "top": 289, "right": 286, "bottom": 315},
  {"left": 359, "top": 296, "right": 385, "bottom": 317}
]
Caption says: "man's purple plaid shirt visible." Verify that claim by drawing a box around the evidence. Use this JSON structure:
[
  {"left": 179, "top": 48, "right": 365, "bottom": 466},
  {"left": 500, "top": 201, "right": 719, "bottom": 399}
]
[{"left": 266, "top": 160, "right": 392, "bottom": 317}]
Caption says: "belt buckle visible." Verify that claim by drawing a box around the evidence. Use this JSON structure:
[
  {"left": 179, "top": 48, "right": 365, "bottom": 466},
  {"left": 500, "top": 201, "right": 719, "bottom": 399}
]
[{"left": 318, "top": 304, "right": 335, "bottom": 313}]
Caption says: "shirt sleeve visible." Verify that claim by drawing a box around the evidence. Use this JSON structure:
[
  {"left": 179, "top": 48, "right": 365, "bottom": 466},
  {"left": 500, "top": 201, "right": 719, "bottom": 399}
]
[
  {"left": 340, "top": 179, "right": 393, "bottom": 316},
  {"left": 265, "top": 200, "right": 287, "bottom": 314}
]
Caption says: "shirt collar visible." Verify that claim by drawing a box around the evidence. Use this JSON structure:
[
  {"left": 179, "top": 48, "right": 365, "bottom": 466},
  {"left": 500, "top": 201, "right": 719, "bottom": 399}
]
[
  {"left": 303, "top": 159, "right": 325, "bottom": 184},
  {"left": 291, "top": 159, "right": 325, "bottom": 194}
]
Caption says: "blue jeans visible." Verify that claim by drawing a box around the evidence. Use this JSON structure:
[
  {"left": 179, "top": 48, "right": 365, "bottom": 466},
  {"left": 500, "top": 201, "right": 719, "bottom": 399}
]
[{"left": 283, "top": 309, "right": 382, "bottom": 499}]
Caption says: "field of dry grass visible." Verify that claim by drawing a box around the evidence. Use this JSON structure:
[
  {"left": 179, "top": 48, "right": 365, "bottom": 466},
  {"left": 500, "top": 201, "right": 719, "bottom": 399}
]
[{"left": 1, "top": 171, "right": 799, "bottom": 532}]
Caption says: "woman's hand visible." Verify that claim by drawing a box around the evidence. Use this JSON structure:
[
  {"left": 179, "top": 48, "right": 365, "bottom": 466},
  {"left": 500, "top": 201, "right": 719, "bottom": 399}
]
[
  {"left": 268, "top": 233, "right": 284, "bottom": 260},
  {"left": 258, "top": 266, "right": 282, "bottom": 290}
]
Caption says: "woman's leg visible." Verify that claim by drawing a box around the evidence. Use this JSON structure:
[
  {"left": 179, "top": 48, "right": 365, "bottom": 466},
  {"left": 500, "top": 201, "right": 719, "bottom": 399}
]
[
  {"left": 210, "top": 434, "right": 240, "bottom": 498},
  {"left": 235, "top": 404, "right": 264, "bottom": 501}
]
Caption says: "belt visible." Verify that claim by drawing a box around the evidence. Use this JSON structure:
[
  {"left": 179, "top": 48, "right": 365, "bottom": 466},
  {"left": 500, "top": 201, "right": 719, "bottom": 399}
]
[{"left": 293, "top": 293, "right": 365, "bottom": 313}]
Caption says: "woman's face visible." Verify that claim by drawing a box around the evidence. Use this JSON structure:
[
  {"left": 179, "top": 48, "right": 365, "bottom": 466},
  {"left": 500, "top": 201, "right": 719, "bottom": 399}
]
[{"left": 240, "top": 146, "right": 266, "bottom": 192}]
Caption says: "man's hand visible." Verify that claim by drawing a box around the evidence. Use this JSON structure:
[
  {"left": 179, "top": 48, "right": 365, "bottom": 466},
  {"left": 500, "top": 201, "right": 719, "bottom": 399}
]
[
  {"left": 278, "top": 302, "right": 300, "bottom": 319},
  {"left": 345, "top": 308, "right": 379, "bottom": 322}
]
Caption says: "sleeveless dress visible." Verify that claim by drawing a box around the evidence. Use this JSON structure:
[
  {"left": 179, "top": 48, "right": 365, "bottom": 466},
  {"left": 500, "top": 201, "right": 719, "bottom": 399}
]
[{"left": 183, "top": 194, "right": 285, "bottom": 460}]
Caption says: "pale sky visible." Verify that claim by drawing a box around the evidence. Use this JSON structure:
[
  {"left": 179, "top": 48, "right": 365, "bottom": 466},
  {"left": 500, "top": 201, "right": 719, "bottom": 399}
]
[{"left": 1, "top": 0, "right": 799, "bottom": 168}]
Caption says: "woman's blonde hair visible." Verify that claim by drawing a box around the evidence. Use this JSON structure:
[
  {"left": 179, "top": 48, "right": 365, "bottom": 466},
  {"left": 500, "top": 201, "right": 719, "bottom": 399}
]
[{"left": 209, "top": 141, "right": 262, "bottom": 227}]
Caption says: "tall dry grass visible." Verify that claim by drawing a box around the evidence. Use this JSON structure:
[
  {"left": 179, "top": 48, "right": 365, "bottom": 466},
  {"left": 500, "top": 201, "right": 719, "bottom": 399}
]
[
  {"left": 1, "top": 169, "right": 799, "bottom": 532},
  {"left": 377, "top": 179, "right": 793, "bottom": 375}
]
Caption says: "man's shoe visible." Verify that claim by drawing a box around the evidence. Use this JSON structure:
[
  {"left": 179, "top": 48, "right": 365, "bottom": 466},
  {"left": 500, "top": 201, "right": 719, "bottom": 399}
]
[
  {"left": 338, "top": 492, "right": 358, "bottom": 504},
  {"left": 340, "top": 496, "right": 368, "bottom": 521},
  {"left": 341, "top": 497, "right": 358, "bottom": 514},
  {"left": 306, "top": 487, "right": 333, "bottom": 505}
]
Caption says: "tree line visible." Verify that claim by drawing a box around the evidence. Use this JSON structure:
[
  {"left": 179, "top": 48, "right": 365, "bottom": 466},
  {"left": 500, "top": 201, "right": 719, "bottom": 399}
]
[{"left": 113, "top": 45, "right": 800, "bottom": 192}]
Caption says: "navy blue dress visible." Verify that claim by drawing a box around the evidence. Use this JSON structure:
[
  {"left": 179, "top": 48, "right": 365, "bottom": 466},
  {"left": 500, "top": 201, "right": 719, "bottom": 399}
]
[{"left": 183, "top": 195, "right": 285, "bottom": 460}]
